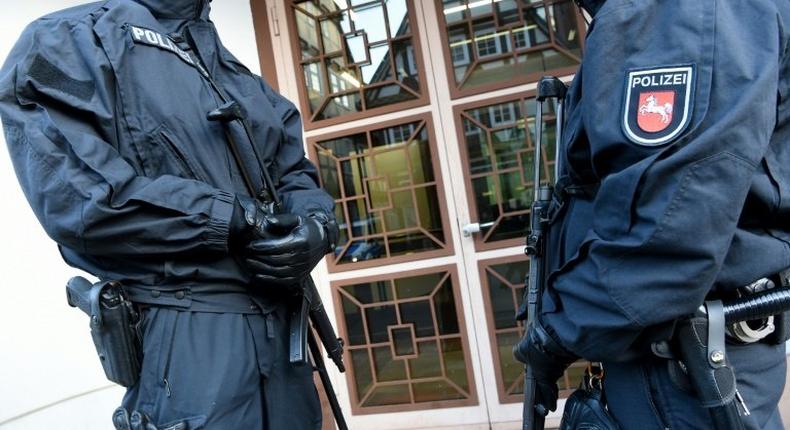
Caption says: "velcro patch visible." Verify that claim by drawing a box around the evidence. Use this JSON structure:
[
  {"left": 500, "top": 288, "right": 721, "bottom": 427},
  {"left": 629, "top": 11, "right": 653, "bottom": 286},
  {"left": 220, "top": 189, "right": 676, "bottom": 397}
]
[
  {"left": 29, "top": 54, "right": 95, "bottom": 101},
  {"left": 622, "top": 66, "right": 694, "bottom": 147}
]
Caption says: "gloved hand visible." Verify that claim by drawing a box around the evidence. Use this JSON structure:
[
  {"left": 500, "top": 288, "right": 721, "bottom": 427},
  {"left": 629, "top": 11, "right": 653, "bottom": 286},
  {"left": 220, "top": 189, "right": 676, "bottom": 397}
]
[
  {"left": 230, "top": 196, "right": 339, "bottom": 287},
  {"left": 513, "top": 321, "right": 578, "bottom": 414},
  {"left": 243, "top": 212, "right": 337, "bottom": 287},
  {"left": 229, "top": 196, "right": 299, "bottom": 248}
]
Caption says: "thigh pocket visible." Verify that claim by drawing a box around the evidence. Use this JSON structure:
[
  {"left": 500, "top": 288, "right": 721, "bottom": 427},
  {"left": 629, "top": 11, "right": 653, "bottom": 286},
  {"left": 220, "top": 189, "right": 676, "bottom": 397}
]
[
  {"left": 642, "top": 365, "right": 671, "bottom": 430},
  {"left": 156, "top": 311, "right": 180, "bottom": 397}
]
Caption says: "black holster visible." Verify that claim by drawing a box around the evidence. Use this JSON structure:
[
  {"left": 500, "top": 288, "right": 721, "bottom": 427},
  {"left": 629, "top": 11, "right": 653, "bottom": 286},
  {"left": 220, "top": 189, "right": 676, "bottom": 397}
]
[{"left": 66, "top": 276, "right": 143, "bottom": 387}]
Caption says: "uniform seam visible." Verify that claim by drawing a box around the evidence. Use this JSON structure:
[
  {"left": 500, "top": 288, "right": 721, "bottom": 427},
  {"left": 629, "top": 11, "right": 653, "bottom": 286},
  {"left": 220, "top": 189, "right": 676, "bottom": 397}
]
[
  {"left": 606, "top": 152, "right": 752, "bottom": 327},
  {"left": 7, "top": 121, "right": 89, "bottom": 252}
]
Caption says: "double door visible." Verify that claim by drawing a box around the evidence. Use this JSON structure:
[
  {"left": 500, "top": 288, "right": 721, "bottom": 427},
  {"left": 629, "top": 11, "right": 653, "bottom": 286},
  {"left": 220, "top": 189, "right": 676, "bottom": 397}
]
[{"left": 261, "top": 0, "right": 586, "bottom": 427}]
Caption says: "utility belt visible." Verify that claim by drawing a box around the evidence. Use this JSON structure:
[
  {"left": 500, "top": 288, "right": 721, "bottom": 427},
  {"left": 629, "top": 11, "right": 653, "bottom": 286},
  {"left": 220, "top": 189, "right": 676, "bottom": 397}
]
[{"left": 64, "top": 277, "right": 289, "bottom": 388}]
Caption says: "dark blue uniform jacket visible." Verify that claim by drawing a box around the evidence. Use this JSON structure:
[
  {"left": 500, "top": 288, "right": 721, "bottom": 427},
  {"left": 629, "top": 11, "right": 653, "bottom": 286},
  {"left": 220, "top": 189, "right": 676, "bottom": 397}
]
[
  {"left": 0, "top": 0, "right": 334, "bottom": 313},
  {"left": 544, "top": 0, "right": 790, "bottom": 360}
]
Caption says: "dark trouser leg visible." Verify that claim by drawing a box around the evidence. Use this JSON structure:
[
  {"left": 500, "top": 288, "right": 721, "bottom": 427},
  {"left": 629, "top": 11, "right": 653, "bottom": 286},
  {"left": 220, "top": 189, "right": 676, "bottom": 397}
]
[
  {"left": 120, "top": 305, "right": 323, "bottom": 430},
  {"left": 256, "top": 306, "right": 322, "bottom": 430},
  {"left": 604, "top": 342, "right": 786, "bottom": 430},
  {"left": 121, "top": 308, "right": 264, "bottom": 429}
]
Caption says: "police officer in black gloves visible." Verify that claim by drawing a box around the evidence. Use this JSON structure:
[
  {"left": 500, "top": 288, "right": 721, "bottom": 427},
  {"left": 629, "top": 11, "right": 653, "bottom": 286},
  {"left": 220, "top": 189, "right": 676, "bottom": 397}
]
[
  {"left": 517, "top": 0, "right": 790, "bottom": 429},
  {"left": 0, "top": 0, "right": 337, "bottom": 428}
]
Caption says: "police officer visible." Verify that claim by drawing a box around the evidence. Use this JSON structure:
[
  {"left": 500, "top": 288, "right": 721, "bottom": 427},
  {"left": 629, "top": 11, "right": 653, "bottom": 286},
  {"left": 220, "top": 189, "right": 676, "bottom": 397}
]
[
  {"left": 0, "top": 1, "right": 337, "bottom": 428},
  {"left": 517, "top": 0, "right": 789, "bottom": 428}
]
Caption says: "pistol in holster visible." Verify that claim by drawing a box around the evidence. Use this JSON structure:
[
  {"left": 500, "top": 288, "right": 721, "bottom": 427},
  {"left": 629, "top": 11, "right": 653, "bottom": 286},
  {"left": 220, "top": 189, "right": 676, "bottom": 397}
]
[{"left": 66, "top": 276, "right": 143, "bottom": 387}]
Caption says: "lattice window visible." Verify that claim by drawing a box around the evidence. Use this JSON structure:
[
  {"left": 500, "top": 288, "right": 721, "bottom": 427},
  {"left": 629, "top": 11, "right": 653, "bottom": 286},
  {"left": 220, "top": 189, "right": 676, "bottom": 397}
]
[
  {"left": 289, "top": 0, "right": 427, "bottom": 128},
  {"left": 439, "top": 0, "right": 584, "bottom": 97},
  {"left": 334, "top": 267, "right": 477, "bottom": 413},
  {"left": 479, "top": 256, "right": 589, "bottom": 403},
  {"left": 456, "top": 95, "right": 557, "bottom": 249},
  {"left": 309, "top": 117, "right": 451, "bottom": 271}
]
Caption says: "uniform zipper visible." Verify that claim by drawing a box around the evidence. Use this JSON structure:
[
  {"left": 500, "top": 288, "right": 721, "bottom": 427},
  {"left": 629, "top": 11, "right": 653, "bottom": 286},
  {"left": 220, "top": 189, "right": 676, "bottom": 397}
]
[{"left": 179, "top": 28, "right": 278, "bottom": 203}]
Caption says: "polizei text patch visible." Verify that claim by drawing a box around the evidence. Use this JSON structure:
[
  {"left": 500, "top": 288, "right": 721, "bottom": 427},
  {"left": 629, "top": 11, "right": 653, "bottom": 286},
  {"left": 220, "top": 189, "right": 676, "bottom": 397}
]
[{"left": 622, "top": 66, "right": 694, "bottom": 146}]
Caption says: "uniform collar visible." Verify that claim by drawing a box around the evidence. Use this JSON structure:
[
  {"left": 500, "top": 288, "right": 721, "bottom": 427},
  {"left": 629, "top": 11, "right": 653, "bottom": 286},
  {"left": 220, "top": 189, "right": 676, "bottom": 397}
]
[
  {"left": 575, "top": 0, "right": 606, "bottom": 16},
  {"left": 132, "top": 0, "right": 210, "bottom": 20}
]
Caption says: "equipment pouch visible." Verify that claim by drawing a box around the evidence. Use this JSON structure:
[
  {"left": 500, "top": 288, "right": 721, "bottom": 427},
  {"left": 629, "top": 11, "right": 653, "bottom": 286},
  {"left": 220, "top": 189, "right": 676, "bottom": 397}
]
[
  {"left": 67, "top": 277, "right": 143, "bottom": 387},
  {"left": 559, "top": 365, "right": 620, "bottom": 430}
]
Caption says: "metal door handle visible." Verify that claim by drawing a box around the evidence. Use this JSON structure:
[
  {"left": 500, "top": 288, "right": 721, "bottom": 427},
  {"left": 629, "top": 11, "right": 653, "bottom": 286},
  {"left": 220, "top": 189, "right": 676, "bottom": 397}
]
[{"left": 462, "top": 222, "right": 494, "bottom": 237}]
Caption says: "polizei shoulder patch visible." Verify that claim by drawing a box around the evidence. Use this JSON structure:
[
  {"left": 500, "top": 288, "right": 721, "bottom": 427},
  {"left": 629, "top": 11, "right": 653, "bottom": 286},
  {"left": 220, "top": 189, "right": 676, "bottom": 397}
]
[{"left": 622, "top": 65, "right": 694, "bottom": 147}]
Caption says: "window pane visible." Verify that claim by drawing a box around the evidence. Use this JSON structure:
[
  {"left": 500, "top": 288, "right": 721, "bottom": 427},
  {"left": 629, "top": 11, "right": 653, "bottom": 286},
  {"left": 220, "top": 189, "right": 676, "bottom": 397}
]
[
  {"left": 440, "top": 0, "right": 583, "bottom": 95},
  {"left": 460, "top": 97, "right": 555, "bottom": 246},
  {"left": 480, "top": 257, "right": 591, "bottom": 402},
  {"left": 291, "top": 0, "right": 423, "bottom": 122},
  {"left": 312, "top": 120, "right": 449, "bottom": 268},
  {"left": 336, "top": 269, "right": 475, "bottom": 411}
]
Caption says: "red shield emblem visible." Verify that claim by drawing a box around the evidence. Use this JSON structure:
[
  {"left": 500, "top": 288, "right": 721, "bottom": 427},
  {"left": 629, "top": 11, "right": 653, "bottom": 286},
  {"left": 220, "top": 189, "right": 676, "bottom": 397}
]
[
  {"left": 622, "top": 66, "right": 694, "bottom": 147},
  {"left": 637, "top": 91, "right": 675, "bottom": 133}
]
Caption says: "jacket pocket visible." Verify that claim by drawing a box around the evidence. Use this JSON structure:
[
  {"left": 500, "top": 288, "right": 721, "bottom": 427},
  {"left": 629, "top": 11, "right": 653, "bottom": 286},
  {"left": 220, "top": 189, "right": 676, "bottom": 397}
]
[{"left": 143, "top": 124, "right": 207, "bottom": 181}]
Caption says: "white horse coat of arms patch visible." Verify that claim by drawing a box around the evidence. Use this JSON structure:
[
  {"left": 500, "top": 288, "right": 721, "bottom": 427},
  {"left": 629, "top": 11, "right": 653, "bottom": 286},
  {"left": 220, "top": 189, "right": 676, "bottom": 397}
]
[{"left": 622, "top": 66, "right": 694, "bottom": 146}]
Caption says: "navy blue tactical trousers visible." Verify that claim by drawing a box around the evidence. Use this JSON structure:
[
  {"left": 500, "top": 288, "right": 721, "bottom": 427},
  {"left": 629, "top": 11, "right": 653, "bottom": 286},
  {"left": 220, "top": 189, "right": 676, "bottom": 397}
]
[
  {"left": 120, "top": 305, "right": 321, "bottom": 429},
  {"left": 604, "top": 342, "right": 786, "bottom": 429}
]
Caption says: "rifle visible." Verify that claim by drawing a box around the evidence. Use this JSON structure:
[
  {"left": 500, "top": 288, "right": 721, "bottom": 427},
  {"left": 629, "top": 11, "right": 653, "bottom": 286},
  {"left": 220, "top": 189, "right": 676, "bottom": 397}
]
[
  {"left": 518, "top": 76, "right": 567, "bottom": 430},
  {"left": 207, "top": 100, "right": 348, "bottom": 430}
]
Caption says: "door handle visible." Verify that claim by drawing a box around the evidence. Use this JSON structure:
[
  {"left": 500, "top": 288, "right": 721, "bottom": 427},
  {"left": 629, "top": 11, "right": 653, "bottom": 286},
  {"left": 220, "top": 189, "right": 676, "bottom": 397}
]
[{"left": 462, "top": 222, "right": 494, "bottom": 237}]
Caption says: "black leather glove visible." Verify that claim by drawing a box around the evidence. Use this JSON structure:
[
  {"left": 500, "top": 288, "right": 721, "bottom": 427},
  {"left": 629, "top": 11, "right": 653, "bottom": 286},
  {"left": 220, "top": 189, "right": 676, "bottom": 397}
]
[
  {"left": 513, "top": 321, "right": 578, "bottom": 413},
  {"left": 244, "top": 214, "right": 337, "bottom": 286},
  {"left": 229, "top": 196, "right": 299, "bottom": 248}
]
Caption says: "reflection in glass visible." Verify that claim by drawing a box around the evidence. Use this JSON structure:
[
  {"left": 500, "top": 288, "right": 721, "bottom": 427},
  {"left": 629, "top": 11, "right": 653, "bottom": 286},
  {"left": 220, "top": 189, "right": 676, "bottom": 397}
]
[
  {"left": 367, "top": 305, "right": 399, "bottom": 343},
  {"left": 391, "top": 326, "right": 416, "bottom": 356},
  {"left": 409, "top": 341, "right": 442, "bottom": 378},
  {"left": 362, "top": 44, "right": 392, "bottom": 84},
  {"left": 481, "top": 258, "right": 590, "bottom": 401},
  {"left": 441, "top": 0, "right": 583, "bottom": 93},
  {"left": 399, "top": 301, "right": 435, "bottom": 337},
  {"left": 342, "top": 295, "right": 366, "bottom": 345},
  {"left": 293, "top": 0, "right": 422, "bottom": 121},
  {"left": 355, "top": 4, "right": 388, "bottom": 42},
  {"left": 392, "top": 40, "right": 419, "bottom": 91},
  {"left": 460, "top": 97, "right": 556, "bottom": 245},
  {"left": 314, "top": 120, "right": 448, "bottom": 266},
  {"left": 336, "top": 270, "right": 473, "bottom": 409},
  {"left": 345, "top": 33, "right": 369, "bottom": 64},
  {"left": 387, "top": 0, "right": 410, "bottom": 35},
  {"left": 395, "top": 274, "right": 440, "bottom": 299},
  {"left": 373, "top": 346, "right": 407, "bottom": 381},
  {"left": 351, "top": 349, "right": 373, "bottom": 398}
]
